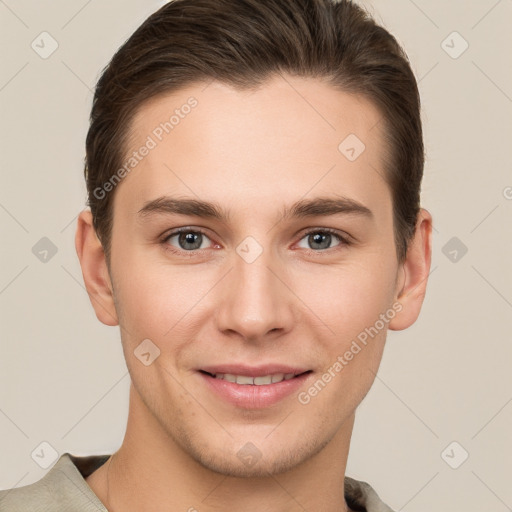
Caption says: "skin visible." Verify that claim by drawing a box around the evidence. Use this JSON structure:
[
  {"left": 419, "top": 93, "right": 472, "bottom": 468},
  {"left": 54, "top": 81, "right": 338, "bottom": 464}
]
[{"left": 76, "top": 74, "right": 432, "bottom": 512}]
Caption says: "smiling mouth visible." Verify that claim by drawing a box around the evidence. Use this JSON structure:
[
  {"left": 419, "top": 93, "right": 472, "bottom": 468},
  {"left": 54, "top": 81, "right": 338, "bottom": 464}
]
[{"left": 199, "top": 370, "right": 312, "bottom": 385}]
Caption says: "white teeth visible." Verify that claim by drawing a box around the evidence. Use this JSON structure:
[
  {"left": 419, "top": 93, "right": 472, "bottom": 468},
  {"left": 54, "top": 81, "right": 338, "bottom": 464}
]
[
  {"left": 254, "top": 375, "right": 272, "bottom": 385},
  {"left": 213, "top": 372, "right": 296, "bottom": 385},
  {"left": 236, "top": 375, "right": 254, "bottom": 385}
]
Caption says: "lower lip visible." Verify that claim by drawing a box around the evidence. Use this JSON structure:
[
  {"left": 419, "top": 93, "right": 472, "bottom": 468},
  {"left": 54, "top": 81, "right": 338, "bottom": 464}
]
[{"left": 199, "top": 372, "right": 312, "bottom": 409}]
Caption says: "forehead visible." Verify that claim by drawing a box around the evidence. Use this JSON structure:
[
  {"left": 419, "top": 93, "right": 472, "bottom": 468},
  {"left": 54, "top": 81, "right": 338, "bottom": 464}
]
[{"left": 114, "top": 75, "right": 390, "bottom": 219}]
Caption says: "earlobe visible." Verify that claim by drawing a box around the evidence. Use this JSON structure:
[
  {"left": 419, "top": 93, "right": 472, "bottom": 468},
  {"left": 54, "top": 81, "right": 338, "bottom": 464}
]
[
  {"left": 75, "top": 210, "right": 119, "bottom": 326},
  {"left": 389, "top": 208, "right": 432, "bottom": 331}
]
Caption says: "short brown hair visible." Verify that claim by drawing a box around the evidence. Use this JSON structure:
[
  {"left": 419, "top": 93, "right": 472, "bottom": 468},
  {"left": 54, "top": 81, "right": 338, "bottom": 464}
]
[{"left": 84, "top": 0, "right": 424, "bottom": 264}]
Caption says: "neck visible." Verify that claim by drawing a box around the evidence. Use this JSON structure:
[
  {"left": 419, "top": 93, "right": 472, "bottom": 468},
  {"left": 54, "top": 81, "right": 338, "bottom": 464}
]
[{"left": 88, "top": 383, "right": 355, "bottom": 512}]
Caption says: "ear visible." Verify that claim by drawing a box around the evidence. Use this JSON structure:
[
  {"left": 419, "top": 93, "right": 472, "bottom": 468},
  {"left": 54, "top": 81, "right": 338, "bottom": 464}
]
[
  {"left": 75, "top": 209, "right": 119, "bottom": 326},
  {"left": 388, "top": 208, "right": 432, "bottom": 331}
]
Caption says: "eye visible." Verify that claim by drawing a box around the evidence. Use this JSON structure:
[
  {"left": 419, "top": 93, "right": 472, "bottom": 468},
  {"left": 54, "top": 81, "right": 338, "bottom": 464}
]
[
  {"left": 296, "top": 229, "right": 349, "bottom": 251},
  {"left": 162, "top": 228, "right": 214, "bottom": 252},
  {"left": 160, "top": 226, "right": 351, "bottom": 256}
]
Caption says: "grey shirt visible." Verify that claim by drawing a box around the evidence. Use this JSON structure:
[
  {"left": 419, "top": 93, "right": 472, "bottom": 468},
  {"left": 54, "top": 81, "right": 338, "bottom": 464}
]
[{"left": 0, "top": 453, "right": 395, "bottom": 511}]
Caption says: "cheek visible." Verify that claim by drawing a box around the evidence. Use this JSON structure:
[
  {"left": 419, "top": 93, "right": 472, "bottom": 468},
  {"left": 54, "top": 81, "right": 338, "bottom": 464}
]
[
  {"left": 301, "top": 255, "right": 397, "bottom": 407},
  {"left": 296, "top": 270, "right": 392, "bottom": 420},
  {"left": 293, "top": 255, "right": 398, "bottom": 343},
  {"left": 111, "top": 253, "right": 214, "bottom": 356}
]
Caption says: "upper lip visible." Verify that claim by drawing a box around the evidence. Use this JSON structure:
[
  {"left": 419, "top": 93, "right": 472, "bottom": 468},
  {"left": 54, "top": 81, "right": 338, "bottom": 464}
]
[{"left": 199, "top": 364, "right": 310, "bottom": 377}]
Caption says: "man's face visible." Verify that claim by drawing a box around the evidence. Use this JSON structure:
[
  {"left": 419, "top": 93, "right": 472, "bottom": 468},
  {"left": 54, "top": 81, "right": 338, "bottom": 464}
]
[{"left": 107, "top": 75, "right": 402, "bottom": 476}]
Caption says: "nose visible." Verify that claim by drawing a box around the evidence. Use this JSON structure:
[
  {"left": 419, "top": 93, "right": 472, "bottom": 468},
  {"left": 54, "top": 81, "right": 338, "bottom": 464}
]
[{"left": 214, "top": 246, "right": 297, "bottom": 343}]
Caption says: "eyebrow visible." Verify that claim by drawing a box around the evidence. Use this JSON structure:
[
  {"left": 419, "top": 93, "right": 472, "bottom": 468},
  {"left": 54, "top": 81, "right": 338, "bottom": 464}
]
[{"left": 137, "top": 195, "right": 373, "bottom": 222}]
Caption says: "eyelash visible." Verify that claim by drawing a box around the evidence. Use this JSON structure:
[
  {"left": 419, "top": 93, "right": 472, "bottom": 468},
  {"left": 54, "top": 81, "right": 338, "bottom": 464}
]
[{"left": 160, "top": 227, "right": 352, "bottom": 257}]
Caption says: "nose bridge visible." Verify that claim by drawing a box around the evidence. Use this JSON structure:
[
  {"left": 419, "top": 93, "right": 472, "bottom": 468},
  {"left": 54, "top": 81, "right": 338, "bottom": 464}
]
[{"left": 215, "top": 242, "right": 294, "bottom": 340}]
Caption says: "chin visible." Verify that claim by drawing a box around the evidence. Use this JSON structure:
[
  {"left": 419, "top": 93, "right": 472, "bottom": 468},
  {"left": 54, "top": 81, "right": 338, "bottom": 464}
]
[{"left": 177, "top": 427, "right": 334, "bottom": 479}]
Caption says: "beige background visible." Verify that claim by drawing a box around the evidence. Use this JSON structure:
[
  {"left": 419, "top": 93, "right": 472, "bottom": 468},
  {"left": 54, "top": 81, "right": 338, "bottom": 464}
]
[{"left": 1, "top": 0, "right": 511, "bottom": 510}]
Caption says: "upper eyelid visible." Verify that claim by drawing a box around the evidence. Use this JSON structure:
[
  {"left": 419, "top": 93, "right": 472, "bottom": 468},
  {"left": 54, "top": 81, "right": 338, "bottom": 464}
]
[
  {"left": 162, "top": 226, "right": 213, "bottom": 242},
  {"left": 295, "top": 228, "right": 351, "bottom": 247}
]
